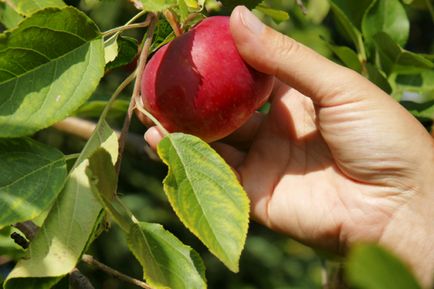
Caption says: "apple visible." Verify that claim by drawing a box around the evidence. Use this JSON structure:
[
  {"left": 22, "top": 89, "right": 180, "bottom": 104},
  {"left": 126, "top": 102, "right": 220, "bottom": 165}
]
[{"left": 138, "top": 16, "right": 274, "bottom": 142}]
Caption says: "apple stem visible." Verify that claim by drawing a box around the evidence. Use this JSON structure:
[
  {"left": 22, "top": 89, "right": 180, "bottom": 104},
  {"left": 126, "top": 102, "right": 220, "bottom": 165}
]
[
  {"left": 134, "top": 102, "right": 169, "bottom": 136},
  {"left": 163, "top": 9, "right": 183, "bottom": 37}
]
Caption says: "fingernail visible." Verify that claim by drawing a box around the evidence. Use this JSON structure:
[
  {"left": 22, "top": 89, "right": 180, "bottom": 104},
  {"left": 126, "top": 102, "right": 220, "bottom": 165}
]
[{"left": 239, "top": 6, "right": 264, "bottom": 35}]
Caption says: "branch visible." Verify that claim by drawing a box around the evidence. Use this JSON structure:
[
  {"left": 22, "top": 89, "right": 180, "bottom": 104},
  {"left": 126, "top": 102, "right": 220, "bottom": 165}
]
[
  {"left": 12, "top": 222, "right": 96, "bottom": 289},
  {"left": 117, "top": 13, "right": 159, "bottom": 173},
  {"left": 295, "top": 0, "right": 307, "bottom": 14},
  {"left": 163, "top": 9, "right": 183, "bottom": 36},
  {"left": 69, "top": 269, "right": 96, "bottom": 289},
  {"left": 52, "top": 117, "right": 158, "bottom": 160},
  {"left": 81, "top": 254, "right": 153, "bottom": 289}
]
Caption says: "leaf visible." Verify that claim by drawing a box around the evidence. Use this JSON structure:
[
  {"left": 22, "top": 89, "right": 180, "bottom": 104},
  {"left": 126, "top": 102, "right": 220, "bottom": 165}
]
[
  {"left": 106, "top": 36, "right": 138, "bottom": 71},
  {"left": 5, "top": 0, "right": 66, "bottom": 16},
  {"left": 0, "top": 7, "right": 105, "bottom": 138},
  {"left": 346, "top": 244, "right": 422, "bottom": 289},
  {"left": 255, "top": 5, "right": 289, "bottom": 23},
  {"left": 157, "top": 133, "right": 249, "bottom": 272},
  {"left": 400, "top": 100, "right": 434, "bottom": 120},
  {"left": 86, "top": 149, "right": 206, "bottom": 289},
  {"left": 128, "top": 222, "right": 207, "bottom": 289},
  {"left": 366, "top": 63, "right": 392, "bottom": 94},
  {"left": 328, "top": 44, "right": 362, "bottom": 72},
  {"left": 75, "top": 99, "right": 129, "bottom": 119},
  {"left": 330, "top": 0, "right": 374, "bottom": 29},
  {"left": 329, "top": 2, "right": 365, "bottom": 55},
  {"left": 104, "top": 34, "right": 119, "bottom": 64},
  {"left": 0, "top": 138, "right": 67, "bottom": 229},
  {"left": 138, "top": 0, "right": 177, "bottom": 12},
  {"left": 362, "top": 0, "right": 409, "bottom": 48},
  {"left": 4, "top": 121, "right": 118, "bottom": 289},
  {"left": 373, "top": 32, "right": 434, "bottom": 75},
  {"left": 0, "top": 3, "right": 24, "bottom": 29}
]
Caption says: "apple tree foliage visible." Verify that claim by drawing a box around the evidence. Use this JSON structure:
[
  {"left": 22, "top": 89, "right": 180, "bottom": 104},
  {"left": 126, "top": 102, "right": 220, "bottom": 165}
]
[{"left": 0, "top": 0, "right": 432, "bottom": 288}]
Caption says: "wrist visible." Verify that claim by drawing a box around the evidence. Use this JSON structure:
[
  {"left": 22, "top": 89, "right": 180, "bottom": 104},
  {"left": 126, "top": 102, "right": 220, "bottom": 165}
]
[{"left": 379, "top": 166, "right": 434, "bottom": 288}]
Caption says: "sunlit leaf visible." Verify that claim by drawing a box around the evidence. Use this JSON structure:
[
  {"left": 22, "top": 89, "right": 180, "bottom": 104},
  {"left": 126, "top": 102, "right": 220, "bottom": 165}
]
[
  {"left": 157, "top": 133, "right": 249, "bottom": 272},
  {"left": 362, "top": 0, "right": 409, "bottom": 47},
  {"left": 0, "top": 7, "right": 104, "bottom": 138},
  {"left": 4, "top": 121, "right": 118, "bottom": 289}
]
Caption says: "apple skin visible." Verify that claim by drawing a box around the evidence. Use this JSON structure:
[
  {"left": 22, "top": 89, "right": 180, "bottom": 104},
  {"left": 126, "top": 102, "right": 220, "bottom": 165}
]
[{"left": 139, "top": 16, "right": 274, "bottom": 142}]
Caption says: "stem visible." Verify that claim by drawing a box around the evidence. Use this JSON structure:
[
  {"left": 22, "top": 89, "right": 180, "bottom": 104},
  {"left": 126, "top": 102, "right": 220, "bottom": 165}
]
[
  {"left": 116, "top": 13, "right": 160, "bottom": 172},
  {"left": 295, "top": 0, "right": 307, "bottom": 14},
  {"left": 65, "top": 153, "right": 81, "bottom": 161},
  {"left": 103, "top": 9, "right": 148, "bottom": 37},
  {"left": 100, "top": 72, "right": 136, "bottom": 120},
  {"left": 103, "top": 22, "right": 152, "bottom": 37},
  {"left": 163, "top": 9, "right": 183, "bottom": 36},
  {"left": 81, "top": 254, "right": 153, "bottom": 289},
  {"left": 134, "top": 104, "right": 169, "bottom": 136},
  {"left": 69, "top": 269, "right": 96, "bottom": 289}
]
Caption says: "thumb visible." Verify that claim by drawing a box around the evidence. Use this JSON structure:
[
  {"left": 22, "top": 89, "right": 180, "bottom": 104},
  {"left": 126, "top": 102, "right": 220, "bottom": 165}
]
[{"left": 230, "top": 6, "right": 378, "bottom": 107}]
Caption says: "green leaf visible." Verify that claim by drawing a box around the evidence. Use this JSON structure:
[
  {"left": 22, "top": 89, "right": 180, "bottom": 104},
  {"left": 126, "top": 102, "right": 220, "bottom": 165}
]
[
  {"left": 373, "top": 32, "right": 434, "bottom": 75},
  {"left": 0, "top": 3, "right": 24, "bottom": 29},
  {"left": 346, "top": 244, "right": 422, "bottom": 289},
  {"left": 0, "top": 138, "right": 67, "bottom": 229},
  {"left": 330, "top": 0, "right": 374, "bottom": 29},
  {"left": 138, "top": 0, "right": 176, "bottom": 12},
  {"left": 106, "top": 36, "right": 138, "bottom": 71},
  {"left": 4, "top": 121, "right": 118, "bottom": 289},
  {"left": 75, "top": 99, "right": 129, "bottom": 119},
  {"left": 5, "top": 0, "right": 66, "bottom": 16},
  {"left": 362, "top": 0, "right": 409, "bottom": 47},
  {"left": 104, "top": 34, "right": 119, "bottom": 64},
  {"left": 128, "top": 222, "right": 206, "bottom": 289},
  {"left": 86, "top": 149, "right": 206, "bottom": 289},
  {"left": 401, "top": 100, "right": 434, "bottom": 120},
  {"left": 255, "top": 4, "right": 289, "bottom": 23},
  {"left": 328, "top": 44, "right": 362, "bottom": 72},
  {"left": 329, "top": 2, "right": 365, "bottom": 55},
  {"left": 157, "top": 133, "right": 249, "bottom": 272},
  {"left": 366, "top": 63, "right": 392, "bottom": 93},
  {"left": 0, "top": 7, "right": 105, "bottom": 138}
]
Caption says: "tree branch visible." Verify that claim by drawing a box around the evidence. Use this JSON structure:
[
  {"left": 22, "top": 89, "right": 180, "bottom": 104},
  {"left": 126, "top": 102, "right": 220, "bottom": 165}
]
[
  {"left": 117, "top": 12, "right": 159, "bottom": 173},
  {"left": 69, "top": 269, "right": 96, "bottom": 289},
  {"left": 52, "top": 117, "right": 158, "bottom": 160},
  {"left": 81, "top": 254, "right": 153, "bottom": 289}
]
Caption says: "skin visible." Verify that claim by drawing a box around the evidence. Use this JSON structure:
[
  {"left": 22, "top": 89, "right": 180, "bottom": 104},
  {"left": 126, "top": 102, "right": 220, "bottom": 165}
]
[{"left": 145, "top": 6, "right": 434, "bottom": 287}]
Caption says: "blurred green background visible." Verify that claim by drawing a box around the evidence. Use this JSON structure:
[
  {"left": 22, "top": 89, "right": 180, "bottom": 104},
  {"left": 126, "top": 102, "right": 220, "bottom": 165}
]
[{"left": 1, "top": 0, "right": 432, "bottom": 288}]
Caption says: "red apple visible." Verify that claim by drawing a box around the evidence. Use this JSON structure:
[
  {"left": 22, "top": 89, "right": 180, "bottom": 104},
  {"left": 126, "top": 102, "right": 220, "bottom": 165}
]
[{"left": 139, "top": 16, "right": 274, "bottom": 142}]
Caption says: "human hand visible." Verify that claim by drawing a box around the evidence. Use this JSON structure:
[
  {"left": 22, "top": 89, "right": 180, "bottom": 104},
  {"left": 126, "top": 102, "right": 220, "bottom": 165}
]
[{"left": 145, "top": 6, "right": 434, "bottom": 287}]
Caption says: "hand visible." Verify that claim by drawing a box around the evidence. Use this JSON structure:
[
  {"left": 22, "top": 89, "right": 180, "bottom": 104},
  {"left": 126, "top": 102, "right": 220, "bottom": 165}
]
[{"left": 145, "top": 6, "right": 434, "bottom": 287}]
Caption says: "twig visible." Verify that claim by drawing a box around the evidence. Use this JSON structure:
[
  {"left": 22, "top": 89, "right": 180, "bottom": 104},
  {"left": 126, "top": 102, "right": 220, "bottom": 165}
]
[
  {"left": 81, "top": 254, "right": 153, "bottom": 289},
  {"left": 163, "top": 9, "right": 183, "bottom": 36},
  {"left": 69, "top": 269, "right": 96, "bottom": 289},
  {"left": 117, "top": 13, "right": 159, "bottom": 173},
  {"left": 13, "top": 222, "right": 96, "bottom": 289},
  {"left": 103, "top": 21, "right": 153, "bottom": 37},
  {"left": 13, "top": 221, "right": 38, "bottom": 240},
  {"left": 295, "top": 0, "right": 307, "bottom": 14},
  {"left": 52, "top": 117, "right": 158, "bottom": 160}
]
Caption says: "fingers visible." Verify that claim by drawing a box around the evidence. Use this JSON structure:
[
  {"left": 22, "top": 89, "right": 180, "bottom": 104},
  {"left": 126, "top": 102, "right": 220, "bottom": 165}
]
[
  {"left": 230, "top": 6, "right": 381, "bottom": 107},
  {"left": 144, "top": 126, "right": 165, "bottom": 151}
]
